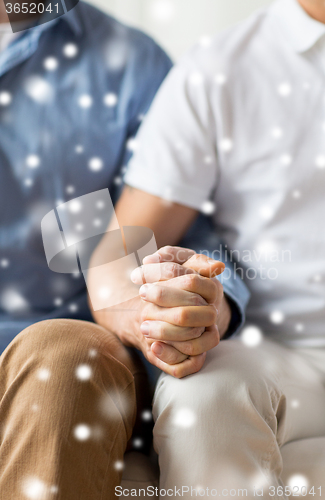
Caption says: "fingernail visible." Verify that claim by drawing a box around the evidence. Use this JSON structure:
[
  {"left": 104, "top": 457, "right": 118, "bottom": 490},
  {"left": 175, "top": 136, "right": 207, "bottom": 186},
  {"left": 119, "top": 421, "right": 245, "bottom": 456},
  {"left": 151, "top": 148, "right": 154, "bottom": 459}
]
[
  {"left": 152, "top": 343, "right": 163, "bottom": 356},
  {"left": 141, "top": 322, "right": 150, "bottom": 336},
  {"left": 139, "top": 284, "right": 148, "bottom": 298},
  {"left": 143, "top": 254, "right": 160, "bottom": 264},
  {"left": 130, "top": 268, "right": 141, "bottom": 283}
]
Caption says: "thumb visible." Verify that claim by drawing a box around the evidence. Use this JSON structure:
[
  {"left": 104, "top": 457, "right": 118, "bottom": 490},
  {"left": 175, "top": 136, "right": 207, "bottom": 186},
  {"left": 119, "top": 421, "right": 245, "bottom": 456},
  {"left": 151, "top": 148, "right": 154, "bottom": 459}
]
[{"left": 182, "top": 254, "right": 225, "bottom": 278}]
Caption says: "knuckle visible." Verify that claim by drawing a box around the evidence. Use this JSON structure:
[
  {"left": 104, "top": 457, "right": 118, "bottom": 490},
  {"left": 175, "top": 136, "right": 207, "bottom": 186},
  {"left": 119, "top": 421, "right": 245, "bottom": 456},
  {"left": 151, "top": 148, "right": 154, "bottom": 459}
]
[
  {"left": 161, "top": 246, "right": 174, "bottom": 262},
  {"left": 182, "top": 275, "right": 194, "bottom": 289},
  {"left": 154, "top": 286, "right": 165, "bottom": 303},
  {"left": 207, "top": 306, "right": 218, "bottom": 324},
  {"left": 176, "top": 308, "right": 188, "bottom": 325},
  {"left": 140, "top": 304, "right": 151, "bottom": 323},
  {"left": 193, "top": 326, "right": 205, "bottom": 338},
  {"left": 172, "top": 365, "right": 183, "bottom": 379},
  {"left": 192, "top": 294, "right": 205, "bottom": 306},
  {"left": 192, "top": 356, "right": 204, "bottom": 373},
  {"left": 185, "top": 341, "right": 195, "bottom": 356},
  {"left": 156, "top": 322, "right": 165, "bottom": 339},
  {"left": 163, "top": 262, "right": 177, "bottom": 278},
  {"left": 189, "top": 273, "right": 200, "bottom": 287}
]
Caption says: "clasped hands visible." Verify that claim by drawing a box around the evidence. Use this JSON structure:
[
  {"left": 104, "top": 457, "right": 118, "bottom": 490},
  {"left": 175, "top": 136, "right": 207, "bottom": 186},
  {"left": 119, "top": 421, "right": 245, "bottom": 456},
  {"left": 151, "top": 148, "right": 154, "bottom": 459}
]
[{"left": 131, "top": 246, "right": 231, "bottom": 378}]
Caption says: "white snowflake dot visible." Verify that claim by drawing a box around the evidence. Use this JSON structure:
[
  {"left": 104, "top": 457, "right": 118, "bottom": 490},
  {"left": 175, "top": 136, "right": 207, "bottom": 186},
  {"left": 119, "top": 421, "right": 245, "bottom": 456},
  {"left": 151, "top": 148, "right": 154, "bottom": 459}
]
[
  {"left": 75, "top": 364, "right": 92, "bottom": 381},
  {"left": 291, "top": 399, "right": 300, "bottom": 409},
  {"left": 89, "top": 157, "right": 103, "bottom": 171},
  {"left": 295, "top": 323, "right": 304, "bottom": 332},
  {"left": 63, "top": 43, "right": 78, "bottom": 58},
  {"left": 204, "top": 155, "right": 213, "bottom": 164},
  {"left": 219, "top": 138, "right": 233, "bottom": 152},
  {"left": 54, "top": 297, "right": 63, "bottom": 307},
  {"left": 0, "top": 258, "right": 10, "bottom": 268},
  {"left": 26, "top": 155, "right": 40, "bottom": 168},
  {"left": 288, "top": 474, "right": 309, "bottom": 492},
  {"left": 149, "top": 0, "right": 175, "bottom": 22},
  {"left": 114, "top": 176, "right": 122, "bottom": 185},
  {"left": 88, "top": 348, "right": 97, "bottom": 358},
  {"left": 215, "top": 73, "right": 227, "bottom": 85},
  {"left": 24, "top": 76, "right": 53, "bottom": 104},
  {"left": 0, "top": 91, "right": 12, "bottom": 106},
  {"left": 66, "top": 185, "right": 75, "bottom": 194},
  {"left": 189, "top": 72, "right": 204, "bottom": 86},
  {"left": 97, "top": 286, "right": 111, "bottom": 300},
  {"left": 141, "top": 410, "right": 153, "bottom": 422},
  {"left": 259, "top": 205, "right": 274, "bottom": 220},
  {"left": 241, "top": 326, "right": 263, "bottom": 347},
  {"left": 315, "top": 155, "right": 325, "bottom": 169},
  {"left": 133, "top": 437, "right": 144, "bottom": 449},
  {"left": 24, "top": 178, "right": 33, "bottom": 187},
  {"left": 271, "top": 127, "right": 283, "bottom": 139},
  {"left": 75, "top": 145, "right": 84, "bottom": 154},
  {"left": 277, "top": 82, "right": 292, "bottom": 96},
  {"left": 69, "top": 303, "right": 78, "bottom": 313},
  {"left": 114, "top": 460, "right": 125, "bottom": 471},
  {"left": 37, "top": 368, "right": 51, "bottom": 381},
  {"left": 96, "top": 200, "right": 105, "bottom": 209},
  {"left": 74, "top": 424, "right": 91, "bottom": 441},
  {"left": 280, "top": 154, "right": 292, "bottom": 166},
  {"left": 43, "top": 57, "right": 59, "bottom": 71},
  {"left": 126, "top": 138, "right": 138, "bottom": 152},
  {"left": 199, "top": 36, "right": 212, "bottom": 47},
  {"left": 201, "top": 200, "right": 216, "bottom": 215},
  {"left": 78, "top": 94, "right": 92, "bottom": 109},
  {"left": 69, "top": 199, "right": 82, "bottom": 213},
  {"left": 173, "top": 408, "right": 196, "bottom": 428},
  {"left": 93, "top": 218, "right": 102, "bottom": 227},
  {"left": 103, "top": 93, "right": 118, "bottom": 107},
  {"left": 270, "top": 310, "right": 284, "bottom": 324},
  {"left": 22, "top": 476, "right": 48, "bottom": 500},
  {"left": 292, "top": 190, "right": 301, "bottom": 199}
]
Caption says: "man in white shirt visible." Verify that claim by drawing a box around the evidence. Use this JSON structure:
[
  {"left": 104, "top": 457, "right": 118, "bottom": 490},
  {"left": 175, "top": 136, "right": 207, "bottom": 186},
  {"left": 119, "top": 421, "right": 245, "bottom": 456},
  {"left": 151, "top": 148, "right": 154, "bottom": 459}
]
[{"left": 89, "top": 0, "right": 325, "bottom": 496}]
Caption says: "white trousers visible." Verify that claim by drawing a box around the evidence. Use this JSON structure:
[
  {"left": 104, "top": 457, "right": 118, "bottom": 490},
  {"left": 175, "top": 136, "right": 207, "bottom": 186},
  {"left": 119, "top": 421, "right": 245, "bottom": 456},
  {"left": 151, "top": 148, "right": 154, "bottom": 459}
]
[{"left": 152, "top": 338, "right": 325, "bottom": 499}]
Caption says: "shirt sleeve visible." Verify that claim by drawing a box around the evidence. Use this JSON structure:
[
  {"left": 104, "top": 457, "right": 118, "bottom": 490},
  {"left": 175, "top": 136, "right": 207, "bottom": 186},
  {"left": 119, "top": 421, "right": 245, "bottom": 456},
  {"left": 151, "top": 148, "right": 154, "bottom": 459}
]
[{"left": 124, "top": 55, "right": 218, "bottom": 211}]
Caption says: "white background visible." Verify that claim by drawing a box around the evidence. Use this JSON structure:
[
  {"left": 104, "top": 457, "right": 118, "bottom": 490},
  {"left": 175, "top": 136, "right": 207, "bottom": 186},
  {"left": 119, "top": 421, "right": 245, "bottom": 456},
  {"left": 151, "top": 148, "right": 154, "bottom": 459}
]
[{"left": 85, "top": 0, "right": 272, "bottom": 59}]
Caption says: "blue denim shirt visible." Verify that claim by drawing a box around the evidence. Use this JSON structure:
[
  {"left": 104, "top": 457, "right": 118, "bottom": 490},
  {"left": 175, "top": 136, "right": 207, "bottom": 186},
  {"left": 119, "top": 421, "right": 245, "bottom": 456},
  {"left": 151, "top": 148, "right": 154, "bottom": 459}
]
[
  {"left": 0, "top": 2, "right": 173, "bottom": 352},
  {"left": 0, "top": 2, "right": 250, "bottom": 357}
]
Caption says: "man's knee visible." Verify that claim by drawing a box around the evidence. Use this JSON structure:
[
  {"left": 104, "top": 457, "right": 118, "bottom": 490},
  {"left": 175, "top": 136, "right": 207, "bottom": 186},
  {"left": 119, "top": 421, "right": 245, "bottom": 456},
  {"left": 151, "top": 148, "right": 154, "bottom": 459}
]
[
  {"left": 153, "top": 339, "right": 282, "bottom": 434},
  {"left": 4, "top": 319, "right": 134, "bottom": 378},
  {"left": 0, "top": 319, "right": 137, "bottom": 440}
]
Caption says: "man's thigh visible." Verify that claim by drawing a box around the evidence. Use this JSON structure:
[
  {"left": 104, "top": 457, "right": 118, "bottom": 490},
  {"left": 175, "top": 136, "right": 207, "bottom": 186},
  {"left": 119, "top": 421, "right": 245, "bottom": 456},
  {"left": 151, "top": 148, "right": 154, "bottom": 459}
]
[{"left": 153, "top": 337, "right": 325, "bottom": 445}]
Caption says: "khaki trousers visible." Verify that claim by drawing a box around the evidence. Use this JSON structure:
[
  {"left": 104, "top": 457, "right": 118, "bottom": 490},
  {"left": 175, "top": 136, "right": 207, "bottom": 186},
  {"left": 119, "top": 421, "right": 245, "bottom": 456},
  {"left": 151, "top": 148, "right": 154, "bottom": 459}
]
[
  {"left": 0, "top": 319, "right": 140, "bottom": 500},
  {"left": 1, "top": 319, "right": 325, "bottom": 499},
  {"left": 153, "top": 338, "right": 325, "bottom": 498}
]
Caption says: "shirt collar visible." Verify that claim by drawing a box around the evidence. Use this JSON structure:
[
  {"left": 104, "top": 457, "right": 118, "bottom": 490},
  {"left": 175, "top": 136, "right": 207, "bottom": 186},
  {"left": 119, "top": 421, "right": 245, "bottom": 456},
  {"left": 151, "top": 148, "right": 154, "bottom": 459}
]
[
  {"left": 36, "top": 3, "right": 83, "bottom": 37},
  {"left": 62, "top": 6, "right": 83, "bottom": 37},
  {"left": 269, "top": 0, "right": 325, "bottom": 53},
  {"left": 0, "top": 5, "right": 82, "bottom": 77}
]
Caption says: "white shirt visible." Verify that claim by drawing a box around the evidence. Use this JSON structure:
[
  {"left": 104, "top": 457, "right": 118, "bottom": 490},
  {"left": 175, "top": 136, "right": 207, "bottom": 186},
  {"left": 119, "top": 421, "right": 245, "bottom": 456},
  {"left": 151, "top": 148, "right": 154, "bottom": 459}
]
[
  {"left": 0, "top": 23, "right": 18, "bottom": 52},
  {"left": 125, "top": 0, "right": 325, "bottom": 347}
]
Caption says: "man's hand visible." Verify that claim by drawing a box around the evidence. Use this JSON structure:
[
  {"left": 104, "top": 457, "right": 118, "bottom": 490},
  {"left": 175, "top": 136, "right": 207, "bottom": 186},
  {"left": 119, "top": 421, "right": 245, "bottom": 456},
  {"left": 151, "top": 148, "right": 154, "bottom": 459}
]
[{"left": 130, "top": 246, "right": 232, "bottom": 378}]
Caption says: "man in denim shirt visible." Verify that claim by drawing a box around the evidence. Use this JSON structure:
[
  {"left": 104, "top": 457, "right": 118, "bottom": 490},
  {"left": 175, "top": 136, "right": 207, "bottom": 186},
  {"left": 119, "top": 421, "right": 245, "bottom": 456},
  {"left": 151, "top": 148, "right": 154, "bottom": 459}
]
[{"left": 0, "top": 2, "right": 247, "bottom": 498}]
